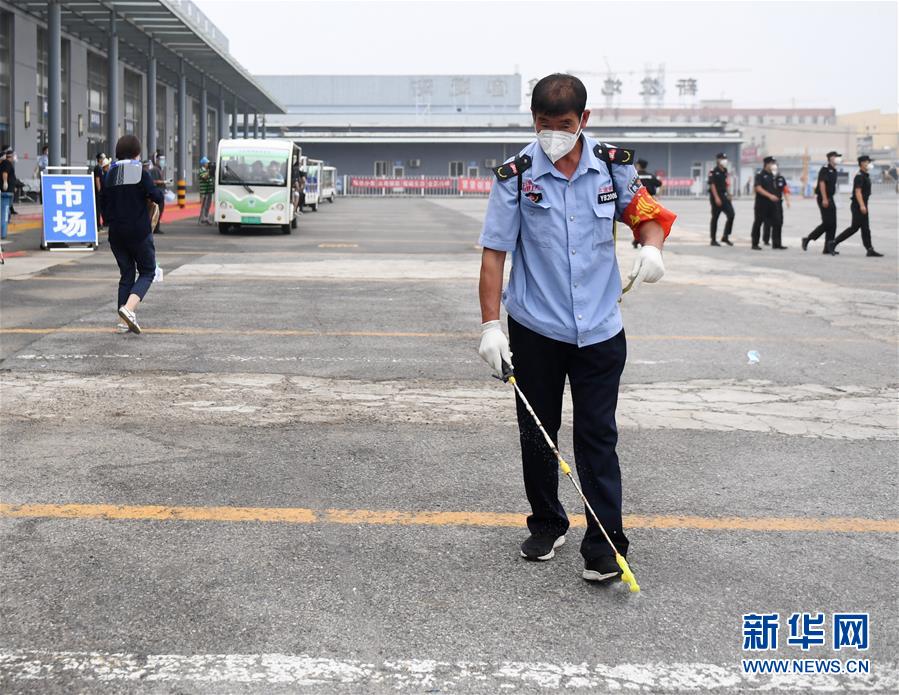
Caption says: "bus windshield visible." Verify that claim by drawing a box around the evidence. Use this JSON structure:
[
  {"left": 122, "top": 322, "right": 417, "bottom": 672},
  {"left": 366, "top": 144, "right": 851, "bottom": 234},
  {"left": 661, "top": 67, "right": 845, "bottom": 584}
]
[{"left": 219, "top": 147, "right": 289, "bottom": 187}]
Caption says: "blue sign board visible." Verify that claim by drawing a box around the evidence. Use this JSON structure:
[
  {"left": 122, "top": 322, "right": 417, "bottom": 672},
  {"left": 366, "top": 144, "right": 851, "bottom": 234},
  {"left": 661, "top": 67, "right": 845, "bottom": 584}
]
[{"left": 41, "top": 174, "right": 98, "bottom": 245}]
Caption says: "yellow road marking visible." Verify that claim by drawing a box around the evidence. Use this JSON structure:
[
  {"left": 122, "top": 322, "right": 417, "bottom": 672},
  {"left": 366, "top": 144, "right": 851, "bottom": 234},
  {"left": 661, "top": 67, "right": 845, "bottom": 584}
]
[
  {"left": 0, "top": 502, "right": 896, "bottom": 533},
  {"left": 0, "top": 326, "right": 880, "bottom": 343}
]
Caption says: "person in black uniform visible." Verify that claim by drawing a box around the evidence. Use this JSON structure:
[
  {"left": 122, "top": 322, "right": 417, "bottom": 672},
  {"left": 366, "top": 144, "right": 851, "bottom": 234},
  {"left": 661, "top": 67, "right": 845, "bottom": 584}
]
[
  {"left": 750, "top": 156, "right": 780, "bottom": 250},
  {"left": 99, "top": 134, "right": 164, "bottom": 334},
  {"left": 632, "top": 160, "right": 663, "bottom": 247},
  {"left": 764, "top": 162, "right": 790, "bottom": 249},
  {"left": 802, "top": 150, "right": 841, "bottom": 255},
  {"left": 833, "top": 155, "right": 883, "bottom": 257},
  {"left": 708, "top": 153, "right": 734, "bottom": 246}
]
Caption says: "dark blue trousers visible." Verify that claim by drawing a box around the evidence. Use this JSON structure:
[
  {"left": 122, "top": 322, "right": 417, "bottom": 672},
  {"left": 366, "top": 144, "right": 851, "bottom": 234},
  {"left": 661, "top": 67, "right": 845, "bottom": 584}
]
[
  {"left": 508, "top": 316, "right": 629, "bottom": 560},
  {"left": 109, "top": 234, "right": 156, "bottom": 308}
]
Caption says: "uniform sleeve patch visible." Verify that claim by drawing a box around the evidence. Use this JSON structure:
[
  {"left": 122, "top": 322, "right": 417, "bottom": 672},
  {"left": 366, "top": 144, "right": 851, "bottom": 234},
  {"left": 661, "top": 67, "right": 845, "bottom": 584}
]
[
  {"left": 492, "top": 154, "right": 532, "bottom": 181},
  {"left": 593, "top": 144, "right": 635, "bottom": 164}
]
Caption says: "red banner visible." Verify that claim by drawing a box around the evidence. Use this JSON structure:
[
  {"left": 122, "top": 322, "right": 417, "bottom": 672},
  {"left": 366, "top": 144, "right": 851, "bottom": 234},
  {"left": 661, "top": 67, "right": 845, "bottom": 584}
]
[
  {"left": 350, "top": 177, "right": 453, "bottom": 189},
  {"left": 458, "top": 178, "right": 494, "bottom": 193},
  {"left": 661, "top": 178, "right": 697, "bottom": 187}
]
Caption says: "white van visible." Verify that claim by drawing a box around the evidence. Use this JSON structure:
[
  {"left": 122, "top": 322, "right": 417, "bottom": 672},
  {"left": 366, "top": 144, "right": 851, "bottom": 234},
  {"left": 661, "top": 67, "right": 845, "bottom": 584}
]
[
  {"left": 321, "top": 166, "right": 337, "bottom": 203},
  {"left": 300, "top": 157, "right": 323, "bottom": 211},
  {"left": 215, "top": 138, "right": 301, "bottom": 234}
]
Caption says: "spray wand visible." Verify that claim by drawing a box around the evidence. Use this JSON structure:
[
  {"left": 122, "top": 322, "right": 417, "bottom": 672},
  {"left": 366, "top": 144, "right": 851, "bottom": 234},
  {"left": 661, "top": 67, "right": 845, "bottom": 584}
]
[{"left": 497, "top": 360, "right": 640, "bottom": 593}]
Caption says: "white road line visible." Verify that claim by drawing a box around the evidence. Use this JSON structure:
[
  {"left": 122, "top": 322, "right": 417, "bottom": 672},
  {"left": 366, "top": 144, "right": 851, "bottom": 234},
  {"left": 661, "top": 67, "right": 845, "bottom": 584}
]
[{"left": 0, "top": 650, "right": 895, "bottom": 691}]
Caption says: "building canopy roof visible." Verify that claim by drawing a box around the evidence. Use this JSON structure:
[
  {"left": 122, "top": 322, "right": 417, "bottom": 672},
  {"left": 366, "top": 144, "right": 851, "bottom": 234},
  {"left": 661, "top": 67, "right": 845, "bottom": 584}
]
[{"left": 14, "top": 0, "right": 284, "bottom": 113}]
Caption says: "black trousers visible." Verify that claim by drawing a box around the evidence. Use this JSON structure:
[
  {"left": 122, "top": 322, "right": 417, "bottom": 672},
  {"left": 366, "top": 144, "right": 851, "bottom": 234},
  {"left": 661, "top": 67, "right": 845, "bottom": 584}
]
[
  {"left": 834, "top": 205, "right": 872, "bottom": 249},
  {"left": 154, "top": 194, "right": 165, "bottom": 233},
  {"left": 751, "top": 200, "right": 776, "bottom": 247},
  {"left": 762, "top": 202, "right": 785, "bottom": 246},
  {"left": 508, "top": 316, "right": 629, "bottom": 560},
  {"left": 807, "top": 201, "right": 837, "bottom": 244},
  {"left": 709, "top": 198, "right": 734, "bottom": 241},
  {"left": 109, "top": 234, "right": 156, "bottom": 308}
]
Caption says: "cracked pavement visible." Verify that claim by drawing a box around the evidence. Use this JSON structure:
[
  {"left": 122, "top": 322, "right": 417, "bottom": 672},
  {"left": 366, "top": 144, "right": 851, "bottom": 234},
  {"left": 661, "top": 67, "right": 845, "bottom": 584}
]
[{"left": 1, "top": 197, "right": 897, "bottom": 693}]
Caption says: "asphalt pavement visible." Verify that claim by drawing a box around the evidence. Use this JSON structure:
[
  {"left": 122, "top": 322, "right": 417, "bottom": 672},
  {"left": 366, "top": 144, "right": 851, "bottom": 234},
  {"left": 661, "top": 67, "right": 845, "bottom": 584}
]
[{"left": 0, "top": 194, "right": 897, "bottom": 693}]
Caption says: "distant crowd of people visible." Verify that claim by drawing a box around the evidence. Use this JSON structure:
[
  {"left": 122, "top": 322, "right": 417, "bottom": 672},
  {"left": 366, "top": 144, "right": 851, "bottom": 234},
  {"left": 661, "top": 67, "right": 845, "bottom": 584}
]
[{"left": 701, "top": 151, "right": 883, "bottom": 257}]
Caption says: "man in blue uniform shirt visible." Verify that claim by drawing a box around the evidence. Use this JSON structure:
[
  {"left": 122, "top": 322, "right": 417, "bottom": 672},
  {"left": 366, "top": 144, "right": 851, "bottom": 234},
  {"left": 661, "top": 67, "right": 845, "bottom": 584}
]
[{"left": 477, "top": 74, "right": 675, "bottom": 582}]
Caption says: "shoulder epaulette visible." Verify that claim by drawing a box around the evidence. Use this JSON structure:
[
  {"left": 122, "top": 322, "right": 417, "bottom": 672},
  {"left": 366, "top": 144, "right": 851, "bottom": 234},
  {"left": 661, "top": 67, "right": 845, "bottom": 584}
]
[
  {"left": 492, "top": 155, "right": 532, "bottom": 181},
  {"left": 594, "top": 143, "right": 635, "bottom": 165}
]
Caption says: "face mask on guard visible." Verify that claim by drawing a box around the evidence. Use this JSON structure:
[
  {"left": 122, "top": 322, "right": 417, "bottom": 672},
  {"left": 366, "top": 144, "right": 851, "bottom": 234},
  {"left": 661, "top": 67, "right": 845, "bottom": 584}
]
[{"left": 537, "top": 122, "right": 583, "bottom": 163}]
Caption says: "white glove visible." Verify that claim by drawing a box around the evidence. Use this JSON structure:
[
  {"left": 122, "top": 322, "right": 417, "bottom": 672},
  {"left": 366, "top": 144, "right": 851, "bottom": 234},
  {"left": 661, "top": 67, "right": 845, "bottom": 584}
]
[
  {"left": 627, "top": 245, "right": 665, "bottom": 292},
  {"left": 478, "top": 320, "right": 512, "bottom": 375}
]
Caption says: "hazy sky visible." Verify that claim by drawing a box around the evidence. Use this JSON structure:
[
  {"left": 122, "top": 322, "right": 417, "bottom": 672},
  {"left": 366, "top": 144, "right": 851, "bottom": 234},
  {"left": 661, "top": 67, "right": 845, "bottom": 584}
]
[{"left": 194, "top": 0, "right": 898, "bottom": 114}]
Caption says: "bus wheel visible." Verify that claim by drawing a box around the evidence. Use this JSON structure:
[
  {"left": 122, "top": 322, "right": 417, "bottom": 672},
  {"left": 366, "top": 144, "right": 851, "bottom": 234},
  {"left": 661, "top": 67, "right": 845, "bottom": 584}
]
[
  {"left": 311, "top": 203, "right": 318, "bottom": 212},
  {"left": 281, "top": 224, "right": 291, "bottom": 234},
  {"left": 328, "top": 195, "right": 334, "bottom": 203},
  {"left": 218, "top": 223, "right": 230, "bottom": 234},
  {"left": 290, "top": 214, "right": 298, "bottom": 229}
]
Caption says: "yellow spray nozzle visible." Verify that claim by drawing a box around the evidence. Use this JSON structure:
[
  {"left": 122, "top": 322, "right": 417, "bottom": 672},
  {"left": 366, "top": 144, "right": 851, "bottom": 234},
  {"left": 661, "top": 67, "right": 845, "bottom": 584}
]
[
  {"left": 559, "top": 459, "right": 571, "bottom": 475},
  {"left": 508, "top": 376, "right": 516, "bottom": 385},
  {"left": 616, "top": 554, "right": 640, "bottom": 593}
]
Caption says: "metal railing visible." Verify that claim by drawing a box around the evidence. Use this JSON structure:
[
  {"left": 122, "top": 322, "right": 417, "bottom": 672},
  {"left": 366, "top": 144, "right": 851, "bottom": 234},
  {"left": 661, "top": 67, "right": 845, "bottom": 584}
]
[
  {"left": 339, "top": 175, "right": 898, "bottom": 199},
  {"left": 342, "top": 175, "right": 493, "bottom": 197}
]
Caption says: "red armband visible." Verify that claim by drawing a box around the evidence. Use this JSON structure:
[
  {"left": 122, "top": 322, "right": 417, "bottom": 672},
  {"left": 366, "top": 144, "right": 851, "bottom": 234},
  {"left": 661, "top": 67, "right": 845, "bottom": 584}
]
[{"left": 622, "top": 186, "right": 676, "bottom": 239}]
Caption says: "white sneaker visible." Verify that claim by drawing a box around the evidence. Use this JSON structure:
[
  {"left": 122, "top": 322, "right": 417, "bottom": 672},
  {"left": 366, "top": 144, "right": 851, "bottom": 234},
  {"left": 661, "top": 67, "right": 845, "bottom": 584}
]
[
  {"left": 115, "top": 323, "right": 130, "bottom": 334},
  {"left": 117, "top": 306, "right": 141, "bottom": 334}
]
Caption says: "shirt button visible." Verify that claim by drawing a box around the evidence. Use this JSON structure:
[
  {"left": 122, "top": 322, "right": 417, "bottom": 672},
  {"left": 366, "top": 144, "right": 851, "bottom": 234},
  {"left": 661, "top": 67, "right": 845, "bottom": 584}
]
[
  {"left": 577, "top": 314, "right": 583, "bottom": 320},
  {"left": 569, "top": 215, "right": 575, "bottom": 221},
  {"left": 571, "top": 249, "right": 576, "bottom": 255},
  {"left": 573, "top": 282, "right": 579, "bottom": 288}
]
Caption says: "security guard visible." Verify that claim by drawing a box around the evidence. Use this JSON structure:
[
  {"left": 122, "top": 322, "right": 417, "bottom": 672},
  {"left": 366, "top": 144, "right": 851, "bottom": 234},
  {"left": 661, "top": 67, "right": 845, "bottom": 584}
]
[
  {"left": 802, "top": 150, "right": 841, "bottom": 255},
  {"left": 633, "top": 160, "right": 663, "bottom": 247},
  {"left": 765, "top": 163, "right": 790, "bottom": 249},
  {"left": 833, "top": 155, "right": 883, "bottom": 257},
  {"left": 708, "top": 153, "right": 734, "bottom": 246},
  {"left": 750, "top": 156, "right": 780, "bottom": 250},
  {"left": 477, "top": 74, "right": 675, "bottom": 583}
]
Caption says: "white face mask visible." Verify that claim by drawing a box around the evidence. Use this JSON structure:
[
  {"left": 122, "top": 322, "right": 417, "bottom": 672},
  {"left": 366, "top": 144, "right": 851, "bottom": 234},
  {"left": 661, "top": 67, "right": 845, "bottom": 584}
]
[
  {"left": 770, "top": 165, "right": 778, "bottom": 175},
  {"left": 864, "top": 162, "right": 875, "bottom": 172},
  {"left": 537, "top": 123, "right": 582, "bottom": 163},
  {"left": 718, "top": 159, "right": 728, "bottom": 169},
  {"left": 830, "top": 157, "right": 842, "bottom": 166}
]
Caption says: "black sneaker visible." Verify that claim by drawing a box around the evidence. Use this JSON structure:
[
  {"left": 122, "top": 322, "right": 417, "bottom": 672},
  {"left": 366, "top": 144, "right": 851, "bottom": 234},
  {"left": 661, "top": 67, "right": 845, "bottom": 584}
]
[
  {"left": 773, "top": 245, "right": 788, "bottom": 250},
  {"left": 520, "top": 533, "right": 565, "bottom": 561},
  {"left": 751, "top": 245, "right": 762, "bottom": 250},
  {"left": 867, "top": 248, "right": 884, "bottom": 257},
  {"left": 801, "top": 237, "right": 810, "bottom": 251},
  {"left": 582, "top": 555, "right": 623, "bottom": 583},
  {"left": 722, "top": 236, "right": 733, "bottom": 246},
  {"left": 710, "top": 240, "right": 721, "bottom": 247}
]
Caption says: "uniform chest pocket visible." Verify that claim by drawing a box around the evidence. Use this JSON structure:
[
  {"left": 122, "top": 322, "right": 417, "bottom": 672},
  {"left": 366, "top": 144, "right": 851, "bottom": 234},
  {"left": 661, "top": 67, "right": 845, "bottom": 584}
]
[
  {"left": 521, "top": 197, "right": 554, "bottom": 247},
  {"left": 592, "top": 200, "right": 615, "bottom": 248}
]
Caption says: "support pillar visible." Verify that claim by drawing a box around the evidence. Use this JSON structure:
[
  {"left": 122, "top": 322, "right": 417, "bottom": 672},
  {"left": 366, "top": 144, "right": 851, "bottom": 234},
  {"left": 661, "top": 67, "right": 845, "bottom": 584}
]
[
  {"left": 107, "top": 10, "right": 119, "bottom": 151},
  {"left": 199, "top": 77, "right": 208, "bottom": 159},
  {"left": 218, "top": 86, "right": 226, "bottom": 142},
  {"left": 177, "top": 59, "right": 187, "bottom": 204},
  {"left": 242, "top": 110, "right": 249, "bottom": 139},
  {"left": 253, "top": 113, "right": 258, "bottom": 139},
  {"left": 231, "top": 98, "right": 237, "bottom": 139},
  {"left": 47, "top": 1, "right": 62, "bottom": 167},
  {"left": 146, "top": 38, "right": 156, "bottom": 159}
]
